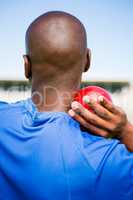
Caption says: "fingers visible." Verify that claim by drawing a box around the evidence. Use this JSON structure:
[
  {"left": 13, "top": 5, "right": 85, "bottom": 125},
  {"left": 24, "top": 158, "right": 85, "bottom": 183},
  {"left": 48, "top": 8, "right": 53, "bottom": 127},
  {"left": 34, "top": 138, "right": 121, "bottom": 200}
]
[
  {"left": 82, "top": 95, "right": 116, "bottom": 117},
  {"left": 98, "top": 96, "right": 120, "bottom": 114},
  {"left": 98, "top": 96, "right": 127, "bottom": 124},
  {"left": 69, "top": 97, "right": 128, "bottom": 139},
  {"left": 68, "top": 109, "right": 109, "bottom": 137},
  {"left": 84, "top": 98, "right": 113, "bottom": 120},
  {"left": 70, "top": 101, "right": 111, "bottom": 130}
]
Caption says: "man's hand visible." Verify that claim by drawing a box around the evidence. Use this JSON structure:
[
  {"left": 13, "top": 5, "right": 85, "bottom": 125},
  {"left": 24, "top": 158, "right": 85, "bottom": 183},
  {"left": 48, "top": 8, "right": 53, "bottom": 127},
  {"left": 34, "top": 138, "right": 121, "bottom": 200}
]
[{"left": 68, "top": 96, "right": 133, "bottom": 152}]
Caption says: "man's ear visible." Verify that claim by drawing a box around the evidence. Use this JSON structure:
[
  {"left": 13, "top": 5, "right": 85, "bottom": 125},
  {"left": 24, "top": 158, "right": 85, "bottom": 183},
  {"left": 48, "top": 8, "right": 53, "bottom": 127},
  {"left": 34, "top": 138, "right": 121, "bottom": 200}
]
[
  {"left": 84, "top": 48, "right": 91, "bottom": 72},
  {"left": 23, "top": 55, "right": 32, "bottom": 80}
]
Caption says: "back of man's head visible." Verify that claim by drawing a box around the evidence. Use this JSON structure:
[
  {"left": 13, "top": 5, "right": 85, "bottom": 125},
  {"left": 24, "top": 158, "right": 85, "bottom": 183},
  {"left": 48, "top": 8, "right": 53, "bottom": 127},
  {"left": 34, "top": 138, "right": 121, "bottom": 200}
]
[{"left": 24, "top": 11, "right": 90, "bottom": 89}]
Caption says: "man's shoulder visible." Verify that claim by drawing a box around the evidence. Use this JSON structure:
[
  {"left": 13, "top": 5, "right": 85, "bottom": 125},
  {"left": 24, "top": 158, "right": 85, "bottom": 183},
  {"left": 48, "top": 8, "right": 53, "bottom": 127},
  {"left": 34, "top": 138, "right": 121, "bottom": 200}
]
[
  {"left": 81, "top": 133, "right": 133, "bottom": 197},
  {"left": 80, "top": 132, "right": 133, "bottom": 174},
  {"left": 98, "top": 141, "right": 133, "bottom": 197},
  {"left": 0, "top": 101, "right": 13, "bottom": 113},
  {"left": 0, "top": 100, "right": 25, "bottom": 110},
  {"left": 104, "top": 142, "right": 133, "bottom": 172},
  {"left": 0, "top": 100, "right": 26, "bottom": 124},
  {"left": 0, "top": 100, "right": 9, "bottom": 107}
]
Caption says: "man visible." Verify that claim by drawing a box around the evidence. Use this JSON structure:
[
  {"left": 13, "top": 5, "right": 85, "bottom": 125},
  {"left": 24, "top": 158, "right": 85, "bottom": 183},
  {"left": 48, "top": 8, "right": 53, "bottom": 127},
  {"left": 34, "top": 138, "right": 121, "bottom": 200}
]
[{"left": 0, "top": 11, "right": 133, "bottom": 200}]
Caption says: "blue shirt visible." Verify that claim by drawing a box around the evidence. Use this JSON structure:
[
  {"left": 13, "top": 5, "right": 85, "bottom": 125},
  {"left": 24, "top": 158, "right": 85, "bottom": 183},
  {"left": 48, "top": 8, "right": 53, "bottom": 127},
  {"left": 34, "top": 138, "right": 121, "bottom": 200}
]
[{"left": 0, "top": 99, "right": 133, "bottom": 200}]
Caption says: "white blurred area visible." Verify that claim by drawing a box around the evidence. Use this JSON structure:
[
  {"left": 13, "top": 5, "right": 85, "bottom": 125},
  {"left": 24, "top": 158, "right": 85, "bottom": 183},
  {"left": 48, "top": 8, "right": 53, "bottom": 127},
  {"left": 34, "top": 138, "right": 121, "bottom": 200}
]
[
  {"left": 0, "top": 85, "right": 133, "bottom": 122},
  {"left": 0, "top": 90, "right": 31, "bottom": 103},
  {"left": 112, "top": 85, "right": 133, "bottom": 122}
]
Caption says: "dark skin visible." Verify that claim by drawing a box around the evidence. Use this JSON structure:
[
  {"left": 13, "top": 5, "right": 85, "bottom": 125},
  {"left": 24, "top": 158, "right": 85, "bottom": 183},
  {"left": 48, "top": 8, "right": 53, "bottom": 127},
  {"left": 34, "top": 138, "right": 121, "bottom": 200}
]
[
  {"left": 68, "top": 97, "right": 133, "bottom": 152},
  {"left": 24, "top": 11, "right": 133, "bottom": 151},
  {"left": 24, "top": 11, "right": 90, "bottom": 112}
]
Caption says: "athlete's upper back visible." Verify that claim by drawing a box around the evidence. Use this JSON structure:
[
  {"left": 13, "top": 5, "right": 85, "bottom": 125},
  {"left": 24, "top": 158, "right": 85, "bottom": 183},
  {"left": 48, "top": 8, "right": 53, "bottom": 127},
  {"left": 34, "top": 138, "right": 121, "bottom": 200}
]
[{"left": 0, "top": 99, "right": 133, "bottom": 200}]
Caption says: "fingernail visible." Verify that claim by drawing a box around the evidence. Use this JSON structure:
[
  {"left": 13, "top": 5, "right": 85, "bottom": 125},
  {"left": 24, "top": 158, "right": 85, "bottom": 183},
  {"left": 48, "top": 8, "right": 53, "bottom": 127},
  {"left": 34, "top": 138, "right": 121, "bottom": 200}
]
[
  {"left": 98, "top": 96, "right": 104, "bottom": 102},
  {"left": 71, "top": 101, "right": 80, "bottom": 111},
  {"left": 83, "top": 95, "right": 90, "bottom": 104},
  {"left": 68, "top": 109, "right": 75, "bottom": 117}
]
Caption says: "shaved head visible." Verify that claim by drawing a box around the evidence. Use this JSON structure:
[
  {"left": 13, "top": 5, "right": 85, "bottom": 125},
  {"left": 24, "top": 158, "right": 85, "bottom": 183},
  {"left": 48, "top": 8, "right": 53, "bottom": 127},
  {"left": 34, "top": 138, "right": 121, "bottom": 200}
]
[{"left": 24, "top": 11, "right": 90, "bottom": 90}]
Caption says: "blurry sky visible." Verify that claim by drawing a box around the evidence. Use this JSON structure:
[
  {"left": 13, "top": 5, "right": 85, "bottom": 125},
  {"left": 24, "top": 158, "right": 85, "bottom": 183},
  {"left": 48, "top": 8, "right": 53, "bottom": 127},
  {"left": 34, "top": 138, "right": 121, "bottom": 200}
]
[{"left": 0, "top": 0, "right": 133, "bottom": 81}]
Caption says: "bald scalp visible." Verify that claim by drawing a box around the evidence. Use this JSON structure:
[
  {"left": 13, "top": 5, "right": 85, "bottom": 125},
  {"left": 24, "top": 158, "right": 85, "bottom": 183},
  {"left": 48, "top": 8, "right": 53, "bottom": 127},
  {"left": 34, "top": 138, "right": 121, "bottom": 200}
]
[{"left": 25, "top": 11, "right": 88, "bottom": 85}]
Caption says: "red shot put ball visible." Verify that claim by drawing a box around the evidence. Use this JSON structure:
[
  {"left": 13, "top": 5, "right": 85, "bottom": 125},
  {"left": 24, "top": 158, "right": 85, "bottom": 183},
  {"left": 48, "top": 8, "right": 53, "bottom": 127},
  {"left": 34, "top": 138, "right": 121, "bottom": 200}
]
[{"left": 74, "top": 86, "right": 112, "bottom": 111}]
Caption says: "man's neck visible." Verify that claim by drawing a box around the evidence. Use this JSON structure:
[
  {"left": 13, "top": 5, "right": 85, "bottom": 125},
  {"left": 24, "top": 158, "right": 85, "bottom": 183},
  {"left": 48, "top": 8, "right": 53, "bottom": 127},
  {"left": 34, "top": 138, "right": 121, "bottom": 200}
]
[{"left": 31, "top": 85, "right": 79, "bottom": 112}]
